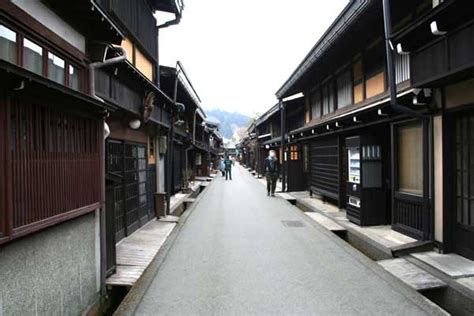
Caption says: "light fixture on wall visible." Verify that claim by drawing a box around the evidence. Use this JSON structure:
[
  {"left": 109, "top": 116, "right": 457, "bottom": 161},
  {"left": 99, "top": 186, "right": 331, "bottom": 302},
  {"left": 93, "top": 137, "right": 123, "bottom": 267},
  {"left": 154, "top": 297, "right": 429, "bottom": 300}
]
[
  {"left": 129, "top": 119, "right": 141, "bottom": 130},
  {"left": 353, "top": 116, "right": 362, "bottom": 123},
  {"left": 396, "top": 43, "right": 410, "bottom": 55},
  {"left": 335, "top": 122, "right": 343, "bottom": 128},
  {"left": 430, "top": 21, "right": 447, "bottom": 36},
  {"left": 378, "top": 109, "right": 388, "bottom": 117},
  {"left": 312, "top": 129, "right": 315, "bottom": 134},
  {"left": 265, "top": 144, "right": 270, "bottom": 149},
  {"left": 104, "top": 122, "right": 110, "bottom": 139}
]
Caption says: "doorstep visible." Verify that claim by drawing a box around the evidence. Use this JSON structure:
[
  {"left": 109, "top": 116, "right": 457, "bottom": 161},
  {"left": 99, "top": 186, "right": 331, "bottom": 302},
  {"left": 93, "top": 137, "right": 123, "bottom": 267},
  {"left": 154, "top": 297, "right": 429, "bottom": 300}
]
[
  {"left": 106, "top": 219, "right": 176, "bottom": 287},
  {"left": 411, "top": 251, "right": 474, "bottom": 279},
  {"left": 288, "top": 191, "right": 417, "bottom": 257}
]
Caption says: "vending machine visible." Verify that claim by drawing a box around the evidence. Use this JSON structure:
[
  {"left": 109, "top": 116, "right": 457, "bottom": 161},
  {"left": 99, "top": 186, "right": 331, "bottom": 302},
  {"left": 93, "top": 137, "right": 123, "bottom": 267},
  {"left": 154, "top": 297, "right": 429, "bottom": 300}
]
[{"left": 345, "top": 135, "right": 388, "bottom": 226}]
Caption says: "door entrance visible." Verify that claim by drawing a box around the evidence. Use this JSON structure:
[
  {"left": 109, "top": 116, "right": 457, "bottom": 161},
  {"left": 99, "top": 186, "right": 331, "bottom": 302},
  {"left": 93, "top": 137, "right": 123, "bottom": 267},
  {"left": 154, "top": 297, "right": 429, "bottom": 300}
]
[
  {"left": 287, "top": 144, "right": 305, "bottom": 192},
  {"left": 452, "top": 114, "right": 474, "bottom": 260},
  {"left": 105, "top": 140, "right": 149, "bottom": 244},
  {"left": 392, "top": 120, "right": 430, "bottom": 240}
]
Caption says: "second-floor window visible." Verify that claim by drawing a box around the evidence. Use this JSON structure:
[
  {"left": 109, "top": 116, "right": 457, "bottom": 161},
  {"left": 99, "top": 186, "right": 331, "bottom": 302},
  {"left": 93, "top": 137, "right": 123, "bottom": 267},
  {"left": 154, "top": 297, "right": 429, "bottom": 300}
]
[
  {"left": 122, "top": 38, "right": 154, "bottom": 82},
  {"left": 0, "top": 24, "right": 83, "bottom": 92},
  {"left": 337, "top": 70, "right": 352, "bottom": 109},
  {"left": 310, "top": 90, "right": 321, "bottom": 119},
  {"left": 0, "top": 25, "right": 17, "bottom": 64}
]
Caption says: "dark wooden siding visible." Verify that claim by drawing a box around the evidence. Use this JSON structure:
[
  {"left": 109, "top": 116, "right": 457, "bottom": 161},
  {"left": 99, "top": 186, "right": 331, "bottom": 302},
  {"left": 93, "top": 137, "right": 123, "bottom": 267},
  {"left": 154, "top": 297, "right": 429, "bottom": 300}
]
[
  {"left": 9, "top": 97, "right": 101, "bottom": 233},
  {"left": 411, "top": 22, "right": 474, "bottom": 86},
  {"left": 310, "top": 136, "right": 340, "bottom": 201}
]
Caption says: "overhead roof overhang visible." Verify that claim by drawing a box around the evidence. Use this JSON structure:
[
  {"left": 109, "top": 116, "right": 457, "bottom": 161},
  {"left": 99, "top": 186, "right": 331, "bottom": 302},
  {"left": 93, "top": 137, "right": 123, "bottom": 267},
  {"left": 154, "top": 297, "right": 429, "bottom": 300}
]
[
  {"left": 255, "top": 103, "right": 280, "bottom": 127},
  {"left": 392, "top": 0, "right": 472, "bottom": 53},
  {"left": 275, "top": 0, "right": 372, "bottom": 99},
  {"left": 41, "top": 0, "right": 124, "bottom": 44},
  {"left": 0, "top": 60, "right": 114, "bottom": 114}
]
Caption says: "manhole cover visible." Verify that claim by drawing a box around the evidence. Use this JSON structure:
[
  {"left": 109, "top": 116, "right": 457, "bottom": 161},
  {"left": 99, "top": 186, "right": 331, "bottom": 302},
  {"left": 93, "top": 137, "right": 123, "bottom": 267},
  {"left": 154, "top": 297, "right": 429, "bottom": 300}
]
[{"left": 281, "top": 220, "right": 305, "bottom": 228}]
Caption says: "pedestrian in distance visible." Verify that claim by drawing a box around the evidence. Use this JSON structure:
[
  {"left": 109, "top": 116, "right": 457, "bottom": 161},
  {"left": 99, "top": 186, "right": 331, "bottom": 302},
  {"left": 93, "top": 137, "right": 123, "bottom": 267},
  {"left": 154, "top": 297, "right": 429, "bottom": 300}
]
[
  {"left": 265, "top": 150, "right": 279, "bottom": 196},
  {"left": 219, "top": 158, "right": 225, "bottom": 177},
  {"left": 224, "top": 155, "right": 233, "bottom": 180}
]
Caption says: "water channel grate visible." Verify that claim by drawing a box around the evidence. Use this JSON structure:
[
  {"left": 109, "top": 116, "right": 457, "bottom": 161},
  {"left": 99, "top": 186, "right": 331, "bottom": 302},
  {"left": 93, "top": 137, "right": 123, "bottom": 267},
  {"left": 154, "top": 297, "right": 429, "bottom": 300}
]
[{"left": 281, "top": 220, "right": 305, "bottom": 228}]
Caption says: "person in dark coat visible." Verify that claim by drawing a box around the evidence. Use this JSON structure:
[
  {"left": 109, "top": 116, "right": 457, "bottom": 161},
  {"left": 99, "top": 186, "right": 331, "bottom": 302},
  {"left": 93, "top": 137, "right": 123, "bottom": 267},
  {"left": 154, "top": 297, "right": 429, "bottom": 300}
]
[
  {"left": 265, "top": 150, "right": 279, "bottom": 196},
  {"left": 224, "top": 155, "right": 233, "bottom": 180}
]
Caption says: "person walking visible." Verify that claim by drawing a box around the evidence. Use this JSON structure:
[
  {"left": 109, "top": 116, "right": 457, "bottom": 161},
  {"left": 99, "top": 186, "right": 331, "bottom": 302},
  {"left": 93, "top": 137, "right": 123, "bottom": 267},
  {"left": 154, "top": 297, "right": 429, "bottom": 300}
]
[
  {"left": 219, "top": 158, "right": 225, "bottom": 177},
  {"left": 224, "top": 155, "right": 233, "bottom": 180},
  {"left": 265, "top": 150, "right": 279, "bottom": 196}
]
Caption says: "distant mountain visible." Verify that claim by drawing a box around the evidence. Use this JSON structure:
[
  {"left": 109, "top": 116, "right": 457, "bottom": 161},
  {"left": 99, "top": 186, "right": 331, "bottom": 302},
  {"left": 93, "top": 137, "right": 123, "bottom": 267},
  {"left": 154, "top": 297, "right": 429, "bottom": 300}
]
[{"left": 205, "top": 109, "right": 251, "bottom": 140}]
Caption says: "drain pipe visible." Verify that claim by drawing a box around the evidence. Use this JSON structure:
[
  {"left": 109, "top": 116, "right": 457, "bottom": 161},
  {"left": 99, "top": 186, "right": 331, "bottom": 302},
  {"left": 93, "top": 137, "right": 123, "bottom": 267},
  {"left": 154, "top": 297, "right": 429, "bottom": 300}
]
[
  {"left": 89, "top": 46, "right": 127, "bottom": 101},
  {"left": 90, "top": 45, "right": 126, "bottom": 296},
  {"left": 382, "top": 0, "right": 422, "bottom": 117}
]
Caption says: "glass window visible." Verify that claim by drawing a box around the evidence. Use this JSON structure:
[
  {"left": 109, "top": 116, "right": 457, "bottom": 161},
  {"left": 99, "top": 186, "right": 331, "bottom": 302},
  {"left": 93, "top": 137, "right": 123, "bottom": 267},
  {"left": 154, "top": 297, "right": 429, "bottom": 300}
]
[
  {"left": 0, "top": 25, "right": 17, "bottom": 64},
  {"left": 311, "top": 90, "right": 321, "bottom": 119},
  {"left": 47, "top": 52, "right": 65, "bottom": 84},
  {"left": 23, "top": 38, "right": 43, "bottom": 75},
  {"left": 398, "top": 122, "right": 423, "bottom": 195},
  {"left": 337, "top": 70, "right": 352, "bottom": 109},
  {"left": 69, "top": 65, "right": 81, "bottom": 91}
]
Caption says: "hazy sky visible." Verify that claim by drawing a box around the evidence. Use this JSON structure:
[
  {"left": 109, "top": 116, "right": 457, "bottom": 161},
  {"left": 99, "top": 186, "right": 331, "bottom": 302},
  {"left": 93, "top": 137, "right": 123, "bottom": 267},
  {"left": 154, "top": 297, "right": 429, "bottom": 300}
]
[{"left": 156, "top": 1, "right": 348, "bottom": 117}]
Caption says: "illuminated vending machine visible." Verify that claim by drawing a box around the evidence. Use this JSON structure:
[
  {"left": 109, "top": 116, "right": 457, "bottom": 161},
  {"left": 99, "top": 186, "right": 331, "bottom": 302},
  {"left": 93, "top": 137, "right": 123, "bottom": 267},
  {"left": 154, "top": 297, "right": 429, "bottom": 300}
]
[{"left": 345, "top": 135, "right": 387, "bottom": 226}]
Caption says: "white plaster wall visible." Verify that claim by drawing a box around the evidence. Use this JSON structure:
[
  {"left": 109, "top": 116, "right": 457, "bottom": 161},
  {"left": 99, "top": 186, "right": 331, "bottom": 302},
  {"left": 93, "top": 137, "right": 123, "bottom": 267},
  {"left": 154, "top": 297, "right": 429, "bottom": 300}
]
[
  {"left": 12, "top": 0, "right": 86, "bottom": 53},
  {"left": 434, "top": 115, "right": 443, "bottom": 243}
]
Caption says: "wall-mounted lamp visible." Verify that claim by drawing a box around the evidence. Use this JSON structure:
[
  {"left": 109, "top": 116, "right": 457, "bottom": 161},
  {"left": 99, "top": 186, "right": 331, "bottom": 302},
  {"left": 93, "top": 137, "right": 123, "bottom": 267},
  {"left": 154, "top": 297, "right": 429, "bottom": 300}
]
[
  {"left": 430, "top": 21, "right": 447, "bottom": 36},
  {"left": 265, "top": 144, "right": 270, "bottom": 149},
  {"left": 326, "top": 125, "right": 331, "bottom": 131},
  {"left": 335, "top": 122, "right": 343, "bottom": 128},
  {"left": 353, "top": 116, "right": 362, "bottom": 123},
  {"left": 378, "top": 109, "right": 388, "bottom": 117},
  {"left": 104, "top": 122, "right": 110, "bottom": 139},
  {"left": 300, "top": 132, "right": 304, "bottom": 136},
  {"left": 396, "top": 43, "right": 410, "bottom": 55},
  {"left": 312, "top": 129, "right": 315, "bottom": 134},
  {"left": 129, "top": 119, "right": 141, "bottom": 130}
]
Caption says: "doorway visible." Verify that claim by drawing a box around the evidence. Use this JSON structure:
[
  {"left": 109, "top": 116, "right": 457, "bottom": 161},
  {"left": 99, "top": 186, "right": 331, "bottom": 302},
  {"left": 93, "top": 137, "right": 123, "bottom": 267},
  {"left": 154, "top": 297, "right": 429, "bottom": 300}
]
[{"left": 450, "top": 114, "right": 474, "bottom": 260}]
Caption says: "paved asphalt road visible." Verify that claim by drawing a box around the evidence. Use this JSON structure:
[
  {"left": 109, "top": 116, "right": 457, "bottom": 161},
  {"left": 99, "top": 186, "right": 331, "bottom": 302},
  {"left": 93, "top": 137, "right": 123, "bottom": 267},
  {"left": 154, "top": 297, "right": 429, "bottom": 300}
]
[{"left": 134, "top": 164, "right": 440, "bottom": 315}]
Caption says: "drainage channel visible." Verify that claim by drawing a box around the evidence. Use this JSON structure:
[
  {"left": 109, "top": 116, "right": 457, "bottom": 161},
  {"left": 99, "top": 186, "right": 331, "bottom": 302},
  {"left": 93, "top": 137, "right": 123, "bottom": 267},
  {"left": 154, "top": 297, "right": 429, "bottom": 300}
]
[{"left": 291, "top": 199, "right": 474, "bottom": 316}]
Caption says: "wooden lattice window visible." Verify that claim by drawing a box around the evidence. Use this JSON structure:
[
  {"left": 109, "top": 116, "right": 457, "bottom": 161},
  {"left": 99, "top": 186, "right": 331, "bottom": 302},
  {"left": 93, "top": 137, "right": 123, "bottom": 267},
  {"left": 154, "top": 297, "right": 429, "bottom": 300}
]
[
  {"left": 8, "top": 98, "right": 101, "bottom": 236},
  {"left": 290, "top": 145, "right": 299, "bottom": 161}
]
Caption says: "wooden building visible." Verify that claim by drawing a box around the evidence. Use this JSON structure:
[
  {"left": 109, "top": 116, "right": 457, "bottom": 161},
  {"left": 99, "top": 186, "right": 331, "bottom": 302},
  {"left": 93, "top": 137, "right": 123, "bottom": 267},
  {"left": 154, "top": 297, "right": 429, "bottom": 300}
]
[
  {"left": 0, "top": 0, "right": 184, "bottom": 313},
  {"left": 391, "top": 0, "right": 474, "bottom": 259},
  {"left": 271, "top": 0, "right": 474, "bottom": 260}
]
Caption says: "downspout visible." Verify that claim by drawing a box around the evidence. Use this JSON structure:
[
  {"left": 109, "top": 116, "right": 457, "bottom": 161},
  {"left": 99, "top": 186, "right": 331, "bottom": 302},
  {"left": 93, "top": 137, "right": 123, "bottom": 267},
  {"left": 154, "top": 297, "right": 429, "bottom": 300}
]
[
  {"left": 382, "top": 0, "right": 421, "bottom": 117},
  {"left": 90, "top": 45, "right": 126, "bottom": 296},
  {"left": 382, "top": 0, "right": 432, "bottom": 240},
  {"left": 157, "top": 13, "right": 181, "bottom": 29},
  {"left": 89, "top": 46, "right": 127, "bottom": 101}
]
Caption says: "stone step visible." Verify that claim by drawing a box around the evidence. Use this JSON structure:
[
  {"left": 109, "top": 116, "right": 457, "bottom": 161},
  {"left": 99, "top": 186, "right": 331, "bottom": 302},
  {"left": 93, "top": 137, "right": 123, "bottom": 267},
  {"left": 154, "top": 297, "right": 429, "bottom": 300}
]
[
  {"left": 377, "top": 258, "right": 447, "bottom": 291},
  {"left": 304, "top": 212, "right": 346, "bottom": 232},
  {"left": 411, "top": 251, "right": 474, "bottom": 278}
]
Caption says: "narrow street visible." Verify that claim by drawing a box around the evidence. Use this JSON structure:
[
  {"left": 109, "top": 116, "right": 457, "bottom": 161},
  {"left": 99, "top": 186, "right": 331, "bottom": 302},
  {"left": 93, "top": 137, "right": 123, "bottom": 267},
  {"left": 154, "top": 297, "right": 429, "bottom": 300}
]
[{"left": 130, "top": 164, "right": 437, "bottom": 315}]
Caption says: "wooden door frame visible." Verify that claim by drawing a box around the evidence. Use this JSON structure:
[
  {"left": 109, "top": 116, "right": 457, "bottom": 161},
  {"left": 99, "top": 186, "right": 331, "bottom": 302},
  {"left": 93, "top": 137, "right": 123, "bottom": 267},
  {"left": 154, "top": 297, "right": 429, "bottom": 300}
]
[
  {"left": 391, "top": 118, "right": 432, "bottom": 240},
  {"left": 443, "top": 109, "right": 474, "bottom": 259}
]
